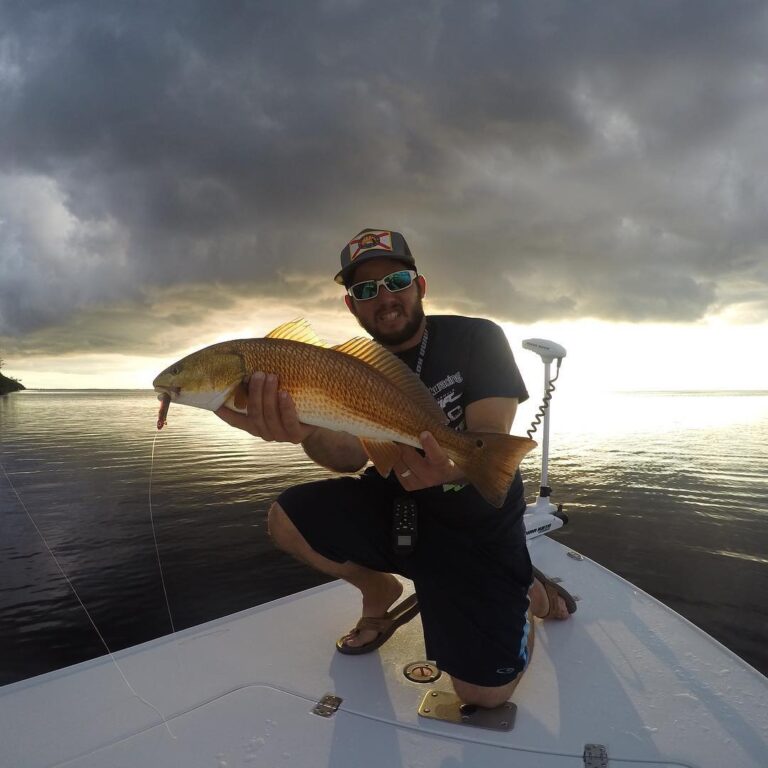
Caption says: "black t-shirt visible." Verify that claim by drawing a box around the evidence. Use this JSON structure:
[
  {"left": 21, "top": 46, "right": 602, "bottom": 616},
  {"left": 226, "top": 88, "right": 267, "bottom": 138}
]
[
  {"left": 395, "top": 315, "right": 529, "bottom": 430},
  {"left": 367, "top": 314, "right": 531, "bottom": 513}
]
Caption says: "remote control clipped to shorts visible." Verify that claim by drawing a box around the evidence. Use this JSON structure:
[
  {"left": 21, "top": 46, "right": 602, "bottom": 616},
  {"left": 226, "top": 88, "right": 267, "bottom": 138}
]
[{"left": 393, "top": 496, "right": 418, "bottom": 554}]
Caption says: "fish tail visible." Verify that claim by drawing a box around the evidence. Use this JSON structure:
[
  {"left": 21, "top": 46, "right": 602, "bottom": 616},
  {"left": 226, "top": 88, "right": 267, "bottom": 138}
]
[{"left": 448, "top": 431, "right": 537, "bottom": 508}]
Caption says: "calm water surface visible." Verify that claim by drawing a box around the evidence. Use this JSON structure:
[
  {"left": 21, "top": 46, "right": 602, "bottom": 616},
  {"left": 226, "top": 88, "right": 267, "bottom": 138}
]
[{"left": 1, "top": 389, "right": 767, "bottom": 685}]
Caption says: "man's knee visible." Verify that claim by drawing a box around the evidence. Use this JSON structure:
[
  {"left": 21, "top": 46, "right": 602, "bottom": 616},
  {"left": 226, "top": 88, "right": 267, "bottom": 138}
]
[
  {"left": 450, "top": 677, "right": 518, "bottom": 709},
  {"left": 267, "top": 502, "right": 300, "bottom": 552}
]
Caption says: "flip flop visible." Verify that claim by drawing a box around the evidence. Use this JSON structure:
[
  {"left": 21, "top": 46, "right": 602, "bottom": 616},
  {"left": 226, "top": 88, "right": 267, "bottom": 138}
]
[
  {"left": 532, "top": 566, "right": 577, "bottom": 619},
  {"left": 336, "top": 593, "right": 420, "bottom": 655}
]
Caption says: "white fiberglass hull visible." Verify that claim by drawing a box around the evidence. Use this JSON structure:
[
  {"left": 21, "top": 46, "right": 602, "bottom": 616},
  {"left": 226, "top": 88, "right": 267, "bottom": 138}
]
[{"left": 1, "top": 535, "right": 766, "bottom": 768}]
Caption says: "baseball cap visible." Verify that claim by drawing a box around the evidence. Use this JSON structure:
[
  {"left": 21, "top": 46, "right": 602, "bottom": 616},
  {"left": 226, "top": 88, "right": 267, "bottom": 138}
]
[{"left": 334, "top": 228, "right": 416, "bottom": 285}]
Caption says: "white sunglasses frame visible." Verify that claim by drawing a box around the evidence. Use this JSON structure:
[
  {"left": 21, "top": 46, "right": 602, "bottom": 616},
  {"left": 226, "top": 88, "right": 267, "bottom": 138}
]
[{"left": 347, "top": 270, "right": 418, "bottom": 301}]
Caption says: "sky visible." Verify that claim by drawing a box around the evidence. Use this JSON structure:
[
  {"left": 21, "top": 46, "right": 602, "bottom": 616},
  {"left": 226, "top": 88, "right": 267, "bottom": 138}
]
[{"left": 1, "top": 0, "right": 766, "bottom": 392}]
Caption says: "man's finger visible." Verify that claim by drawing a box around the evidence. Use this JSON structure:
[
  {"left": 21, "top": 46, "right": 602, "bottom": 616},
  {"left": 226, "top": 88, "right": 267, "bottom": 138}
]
[
  {"left": 247, "top": 372, "right": 265, "bottom": 411},
  {"left": 243, "top": 372, "right": 271, "bottom": 438},
  {"left": 419, "top": 431, "right": 454, "bottom": 467},
  {"left": 397, "top": 446, "right": 423, "bottom": 472},
  {"left": 260, "top": 374, "right": 283, "bottom": 439},
  {"left": 395, "top": 461, "right": 417, "bottom": 490},
  {"left": 215, "top": 406, "right": 250, "bottom": 431},
  {"left": 278, "top": 390, "right": 307, "bottom": 443}
]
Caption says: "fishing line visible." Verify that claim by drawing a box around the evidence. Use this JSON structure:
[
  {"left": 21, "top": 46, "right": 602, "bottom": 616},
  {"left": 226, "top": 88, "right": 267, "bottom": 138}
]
[
  {"left": 150, "top": 430, "right": 176, "bottom": 635},
  {"left": 0, "top": 458, "right": 175, "bottom": 738}
]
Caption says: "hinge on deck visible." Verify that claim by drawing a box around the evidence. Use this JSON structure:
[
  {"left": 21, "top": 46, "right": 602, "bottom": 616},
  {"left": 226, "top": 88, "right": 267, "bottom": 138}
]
[
  {"left": 312, "top": 693, "right": 342, "bottom": 717},
  {"left": 583, "top": 743, "right": 608, "bottom": 767}
]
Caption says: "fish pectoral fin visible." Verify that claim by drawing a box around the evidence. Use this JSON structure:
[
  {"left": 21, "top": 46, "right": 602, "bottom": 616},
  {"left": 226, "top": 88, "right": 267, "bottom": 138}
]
[
  {"left": 360, "top": 439, "right": 402, "bottom": 477},
  {"left": 232, "top": 381, "right": 249, "bottom": 411}
]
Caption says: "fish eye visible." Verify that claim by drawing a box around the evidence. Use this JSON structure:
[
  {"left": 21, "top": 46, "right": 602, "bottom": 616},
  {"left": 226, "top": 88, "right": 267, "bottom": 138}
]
[{"left": 170, "top": 365, "right": 181, "bottom": 375}]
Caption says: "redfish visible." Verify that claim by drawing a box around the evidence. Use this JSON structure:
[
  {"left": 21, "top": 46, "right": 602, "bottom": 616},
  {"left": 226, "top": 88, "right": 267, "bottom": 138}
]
[{"left": 152, "top": 319, "right": 536, "bottom": 507}]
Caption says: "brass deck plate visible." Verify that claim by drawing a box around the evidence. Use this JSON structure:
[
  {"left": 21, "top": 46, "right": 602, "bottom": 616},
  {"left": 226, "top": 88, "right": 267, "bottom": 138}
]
[{"left": 417, "top": 690, "right": 516, "bottom": 731}]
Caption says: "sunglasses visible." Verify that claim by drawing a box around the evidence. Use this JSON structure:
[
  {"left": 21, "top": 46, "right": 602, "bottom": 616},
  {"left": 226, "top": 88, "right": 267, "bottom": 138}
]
[{"left": 347, "top": 270, "right": 418, "bottom": 301}]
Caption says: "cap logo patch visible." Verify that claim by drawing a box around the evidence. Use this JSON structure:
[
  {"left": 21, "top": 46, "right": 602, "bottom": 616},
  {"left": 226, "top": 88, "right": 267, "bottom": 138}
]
[{"left": 349, "top": 230, "right": 393, "bottom": 262}]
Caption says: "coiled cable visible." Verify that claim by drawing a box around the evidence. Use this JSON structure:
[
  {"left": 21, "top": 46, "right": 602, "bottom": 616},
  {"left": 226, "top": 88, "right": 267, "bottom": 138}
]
[{"left": 526, "top": 359, "right": 562, "bottom": 439}]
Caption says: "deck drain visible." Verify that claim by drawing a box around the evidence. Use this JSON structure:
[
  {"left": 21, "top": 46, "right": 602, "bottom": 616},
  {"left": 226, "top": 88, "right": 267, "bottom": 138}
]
[{"left": 404, "top": 661, "right": 442, "bottom": 683}]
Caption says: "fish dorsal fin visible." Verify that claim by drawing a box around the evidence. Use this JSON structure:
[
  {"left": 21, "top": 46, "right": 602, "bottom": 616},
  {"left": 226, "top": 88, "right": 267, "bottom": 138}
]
[
  {"left": 265, "top": 318, "right": 330, "bottom": 347},
  {"left": 333, "top": 337, "right": 447, "bottom": 424}
]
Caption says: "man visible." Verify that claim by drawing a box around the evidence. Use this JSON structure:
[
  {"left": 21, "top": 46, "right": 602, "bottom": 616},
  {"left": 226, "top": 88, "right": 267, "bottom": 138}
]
[{"left": 217, "top": 228, "right": 574, "bottom": 708}]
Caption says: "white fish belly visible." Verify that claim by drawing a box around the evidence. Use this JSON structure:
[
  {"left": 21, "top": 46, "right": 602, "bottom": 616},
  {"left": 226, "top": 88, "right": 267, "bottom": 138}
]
[
  {"left": 179, "top": 389, "right": 232, "bottom": 411},
  {"left": 222, "top": 387, "right": 421, "bottom": 448},
  {"left": 295, "top": 391, "right": 421, "bottom": 448}
]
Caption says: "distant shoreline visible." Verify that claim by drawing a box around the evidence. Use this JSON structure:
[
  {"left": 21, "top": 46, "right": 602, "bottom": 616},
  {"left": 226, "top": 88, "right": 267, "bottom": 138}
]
[
  {"left": 8, "top": 387, "right": 768, "bottom": 396},
  {"left": 6, "top": 388, "right": 768, "bottom": 403},
  {"left": 0, "top": 373, "right": 25, "bottom": 396}
]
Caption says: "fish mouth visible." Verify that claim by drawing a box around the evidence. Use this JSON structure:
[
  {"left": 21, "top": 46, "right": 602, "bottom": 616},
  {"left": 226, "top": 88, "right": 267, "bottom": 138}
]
[
  {"left": 154, "top": 385, "right": 181, "bottom": 401},
  {"left": 154, "top": 383, "right": 233, "bottom": 412}
]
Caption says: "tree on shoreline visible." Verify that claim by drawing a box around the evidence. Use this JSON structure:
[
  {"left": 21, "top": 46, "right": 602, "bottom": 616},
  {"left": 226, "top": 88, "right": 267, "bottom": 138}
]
[{"left": 0, "top": 353, "right": 25, "bottom": 394}]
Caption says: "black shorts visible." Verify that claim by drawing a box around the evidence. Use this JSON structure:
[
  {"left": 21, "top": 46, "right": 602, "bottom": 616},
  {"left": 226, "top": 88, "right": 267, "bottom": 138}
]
[{"left": 277, "top": 471, "right": 533, "bottom": 687}]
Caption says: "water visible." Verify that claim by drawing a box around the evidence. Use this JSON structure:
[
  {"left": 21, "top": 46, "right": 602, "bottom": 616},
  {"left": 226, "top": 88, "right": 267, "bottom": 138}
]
[{"left": 1, "top": 389, "right": 767, "bottom": 686}]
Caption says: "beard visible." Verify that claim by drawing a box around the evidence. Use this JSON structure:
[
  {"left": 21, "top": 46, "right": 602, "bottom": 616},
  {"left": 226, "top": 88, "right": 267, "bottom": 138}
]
[{"left": 354, "top": 299, "right": 426, "bottom": 347}]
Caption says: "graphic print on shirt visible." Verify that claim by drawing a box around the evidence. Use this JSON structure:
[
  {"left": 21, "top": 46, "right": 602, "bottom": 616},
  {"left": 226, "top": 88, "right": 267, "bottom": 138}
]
[
  {"left": 429, "top": 370, "right": 465, "bottom": 428},
  {"left": 437, "top": 390, "right": 463, "bottom": 424}
]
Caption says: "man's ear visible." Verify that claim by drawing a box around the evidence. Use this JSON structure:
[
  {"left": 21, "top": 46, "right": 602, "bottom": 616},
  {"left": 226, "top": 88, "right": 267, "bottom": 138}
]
[
  {"left": 417, "top": 275, "right": 427, "bottom": 298},
  {"left": 344, "top": 294, "right": 356, "bottom": 314}
]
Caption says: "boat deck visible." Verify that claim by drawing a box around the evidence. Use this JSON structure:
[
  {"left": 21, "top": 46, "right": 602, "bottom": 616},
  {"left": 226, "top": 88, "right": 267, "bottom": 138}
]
[{"left": 2, "top": 535, "right": 767, "bottom": 767}]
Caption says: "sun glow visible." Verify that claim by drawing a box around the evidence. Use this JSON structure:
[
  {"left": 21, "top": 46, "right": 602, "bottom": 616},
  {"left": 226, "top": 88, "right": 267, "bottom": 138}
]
[
  {"left": 5, "top": 310, "right": 766, "bottom": 395},
  {"left": 503, "top": 318, "right": 768, "bottom": 396}
]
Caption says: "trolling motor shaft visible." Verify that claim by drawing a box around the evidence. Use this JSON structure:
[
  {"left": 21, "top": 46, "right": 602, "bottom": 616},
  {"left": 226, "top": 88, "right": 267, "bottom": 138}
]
[{"left": 521, "top": 339, "right": 567, "bottom": 540}]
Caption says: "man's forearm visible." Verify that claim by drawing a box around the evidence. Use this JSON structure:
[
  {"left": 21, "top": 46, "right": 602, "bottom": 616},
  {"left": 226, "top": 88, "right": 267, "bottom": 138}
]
[{"left": 301, "top": 428, "right": 368, "bottom": 473}]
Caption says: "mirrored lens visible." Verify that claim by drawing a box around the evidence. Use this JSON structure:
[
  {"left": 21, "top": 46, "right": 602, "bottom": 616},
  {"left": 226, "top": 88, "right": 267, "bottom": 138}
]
[
  {"left": 383, "top": 271, "right": 414, "bottom": 292},
  {"left": 351, "top": 281, "right": 378, "bottom": 300}
]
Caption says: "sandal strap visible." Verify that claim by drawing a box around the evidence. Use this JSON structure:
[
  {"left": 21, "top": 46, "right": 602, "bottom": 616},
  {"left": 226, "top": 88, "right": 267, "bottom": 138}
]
[
  {"left": 354, "top": 615, "right": 392, "bottom": 633},
  {"left": 541, "top": 581, "right": 559, "bottom": 619}
]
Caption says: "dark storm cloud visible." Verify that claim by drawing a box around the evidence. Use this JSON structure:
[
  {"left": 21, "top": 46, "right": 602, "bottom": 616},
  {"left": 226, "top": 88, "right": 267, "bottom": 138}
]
[{"left": 1, "top": 0, "right": 767, "bottom": 352}]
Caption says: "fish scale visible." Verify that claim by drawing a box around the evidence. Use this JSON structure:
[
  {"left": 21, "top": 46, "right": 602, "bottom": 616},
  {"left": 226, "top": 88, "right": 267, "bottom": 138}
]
[{"left": 249, "top": 339, "right": 428, "bottom": 446}]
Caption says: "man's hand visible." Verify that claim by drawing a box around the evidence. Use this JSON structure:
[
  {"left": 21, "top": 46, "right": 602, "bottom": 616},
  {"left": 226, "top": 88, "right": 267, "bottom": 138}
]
[
  {"left": 393, "top": 431, "right": 465, "bottom": 492},
  {"left": 215, "top": 372, "right": 317, "bottom": 444}
]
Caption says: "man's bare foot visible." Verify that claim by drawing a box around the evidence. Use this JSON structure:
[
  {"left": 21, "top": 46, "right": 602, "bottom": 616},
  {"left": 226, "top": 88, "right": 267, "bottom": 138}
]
[
  {"left": 339, "top": 574, "right": 404, "bottom": 649},
  {"left": 530, "top": 578, "right": 572, "bottom": 620}
]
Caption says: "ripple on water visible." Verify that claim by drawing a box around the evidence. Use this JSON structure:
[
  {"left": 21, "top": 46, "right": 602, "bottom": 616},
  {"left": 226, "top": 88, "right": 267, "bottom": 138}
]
[{"left": 1, "top": 388, "right": 767, "bottom": 684}]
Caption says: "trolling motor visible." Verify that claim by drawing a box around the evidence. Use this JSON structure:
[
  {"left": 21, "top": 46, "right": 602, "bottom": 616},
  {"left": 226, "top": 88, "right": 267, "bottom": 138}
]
[{"left": 521, "top": 338, "right": 569, "bottom": 541}]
